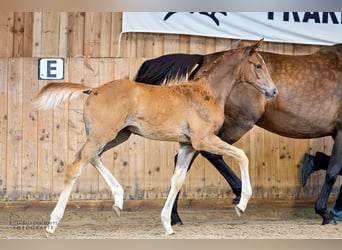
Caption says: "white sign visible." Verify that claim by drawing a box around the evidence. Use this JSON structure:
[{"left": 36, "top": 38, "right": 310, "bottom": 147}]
[
  {"left": 38, "top": 58, "right": 64, "bottom": 80},
  {"left": 122, "top": 12, "right": 342, "bottom": 45}
]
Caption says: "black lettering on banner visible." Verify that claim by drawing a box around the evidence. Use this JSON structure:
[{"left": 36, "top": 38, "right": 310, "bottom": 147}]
[
  {"left": 164, "top": 12, "right": 227, "bottom": 26},
  {"left": 268, "top": 12, "right": 341, "bottom": 24}
]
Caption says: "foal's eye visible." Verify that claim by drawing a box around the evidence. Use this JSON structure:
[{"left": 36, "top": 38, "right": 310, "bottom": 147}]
[{"left": 255, "top": 64, "right": 262, "bottom": 70}]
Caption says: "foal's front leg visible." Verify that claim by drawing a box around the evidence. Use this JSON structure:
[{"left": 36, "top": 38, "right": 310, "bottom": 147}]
[{"left": 161, "top": 144, "right": 197, "bottom": 235}]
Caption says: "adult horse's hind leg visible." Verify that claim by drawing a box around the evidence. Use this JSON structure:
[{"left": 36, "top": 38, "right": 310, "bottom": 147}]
[
  {"left": 161, "top": 144, "right": 197, "bottom": 235},
  {"left": 315, "top": 129, "right": 342, "bottom": 225}
]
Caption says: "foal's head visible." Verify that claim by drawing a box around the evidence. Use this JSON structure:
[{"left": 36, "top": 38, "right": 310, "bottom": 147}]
[{"left": 238, "top": 39, "right": 278, "bottom": 99}]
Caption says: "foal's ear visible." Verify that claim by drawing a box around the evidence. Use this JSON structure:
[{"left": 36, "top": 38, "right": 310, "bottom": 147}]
[{"left": 245, "top": 38, "right": 264, "bottom": 56}]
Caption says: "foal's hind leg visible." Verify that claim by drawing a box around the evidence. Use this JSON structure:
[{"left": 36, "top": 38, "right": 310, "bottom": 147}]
[
  {"left": 161, "top": 144, "right": 197, "bottom": 235},
  {"left": 90, "top": 130, "right": 132, "bottom": 215},
  {"left": 46, "top": 141, "right": 100, "bottom": 235},
  {"left": 90, "top": 157, "right": 124, "bottom": 215}
]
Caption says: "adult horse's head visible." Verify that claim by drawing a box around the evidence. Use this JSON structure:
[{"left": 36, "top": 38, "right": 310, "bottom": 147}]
[{"left": 239, "top": 39, "right": 278, "bottom": 99}]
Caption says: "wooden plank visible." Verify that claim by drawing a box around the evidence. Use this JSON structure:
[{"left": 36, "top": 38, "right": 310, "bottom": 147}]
[
  {"left": 0, "top": 12, "right": 14, "bottom": 57},
  {"left": 21, "top": 58, "right": 38, "bottom": 199},
  {"left": 189, "top": 36, "right": 206, "bottom": 54},
  {"left": 0, "top": 58, "right": 8, "bottom": 199},
  {"left": 263, "top": 130, "right": 280, "bottom": 199},
  {"left": 84, "top": 13, "right": 102, "bottom": 57},
  {"left": 163, "top": 34, "right": 179, "bottom": 54},
  {"left": 32, "top": 12, "right": 42, "bottom": 57},
  {"left": 151, "top": 34, "right": 164, "bottom": 57},
  {"left": 6, "top": 58, "right": 23, "bottom": 200},
  {"left": 41, "top": 12, "right": 60, "bottom": 56},
  {"left": 23, "top": 12, "right": 33, "bottom": 56},
  {"left": 110, "top": 12, "right": 122, "bottom": 57},
  {"left": 99, "top": 13, "right": 112, "bottom": 57},
  {"left": 58, "top": 12, "right": 69, "bottom": 57},
  {"left": 68, "top": 12, "right": 85, "bottom": 57},
  {"left": 12, "top": 12, "right": 25, "bottom": 57},
  {"left": 37, "top": 83, "right": 53, "bottom": 200},
  {"left": 178, "top": 35, "right": 190, "bottom": 54},
  {"left": 249, "top": 126, "right": 265, "bottom": 198}
]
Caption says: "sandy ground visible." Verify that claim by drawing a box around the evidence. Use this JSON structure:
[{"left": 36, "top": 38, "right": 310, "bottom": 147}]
[{"left": 1, "top": 203, "right": 342, "bottom": 239}]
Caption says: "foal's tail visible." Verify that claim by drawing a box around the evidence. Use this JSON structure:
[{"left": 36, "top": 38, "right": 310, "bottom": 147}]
[{"left": 34, "top": 82, "right": 93, "bottom": 110}]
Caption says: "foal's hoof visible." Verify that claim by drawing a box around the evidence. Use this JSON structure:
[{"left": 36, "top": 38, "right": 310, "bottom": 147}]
[
  {"left": 113, "top": 206, "right": 122, "bottom": 216},
  {"left": 233, "top": 204, "right": 243, "bottom": 217},
  {"left": 45, "top": 229, "right": 54, "bottom": 238}
]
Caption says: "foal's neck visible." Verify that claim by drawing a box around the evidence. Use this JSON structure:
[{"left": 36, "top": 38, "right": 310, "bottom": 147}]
[{"left": 196, "top": 50, "right": 242, "bottom": 108}]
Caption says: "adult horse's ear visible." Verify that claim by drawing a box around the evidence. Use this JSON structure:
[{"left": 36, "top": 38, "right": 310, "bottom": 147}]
[{"left": 245, "top": 38, "right": 264, "bottom": 56}]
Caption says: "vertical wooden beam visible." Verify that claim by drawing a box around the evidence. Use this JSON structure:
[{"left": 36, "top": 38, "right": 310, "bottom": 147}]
[
  {"left": 41, "top": 12, "right": 60, "bottom": 56},
  {"left": 0, "top": 12, "right": 14, "bottom": 57},
  {"left": 59, "top": 12, "right": 69, "bottom": 57},
  {"left": 68, "top": 12, "right": 85, "bottom": 57},
  {"left": 12, "top": 12, "right": 25, "bottom": 57},
  {"left": 99, "top": 13, "right": 112, "bottom": 58},
  {"left": 32, "top": 12, "right": 42, "bottom": 57},
  {"left": 0, "top": 58, "right": 8, "bottom": 198},
  {"left": 7, "top": 58, "right": 23, "bottom": 200},
  {"left": 110, "top": 12, "right": 122, "bottom": 57},
  {"left": 23, "top": 12, "right": 33, "bottom": 56},
  {"left": 22, "top": 58, "right": 38, "bottom": 199}
]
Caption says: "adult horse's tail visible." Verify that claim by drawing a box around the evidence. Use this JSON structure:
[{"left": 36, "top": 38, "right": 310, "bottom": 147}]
[{"left": 34, "top": 82, "right": 93, "bottom": 110}]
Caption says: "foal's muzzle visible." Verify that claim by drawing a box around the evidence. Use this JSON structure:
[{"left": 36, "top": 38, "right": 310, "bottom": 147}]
[{"left": 261, "top": 84, "right": 278, "bottom": 99}]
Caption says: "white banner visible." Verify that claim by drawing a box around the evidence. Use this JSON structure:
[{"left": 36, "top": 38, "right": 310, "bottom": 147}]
[{"left": 122, "top": 12, "right": 342, "bottom": 45}]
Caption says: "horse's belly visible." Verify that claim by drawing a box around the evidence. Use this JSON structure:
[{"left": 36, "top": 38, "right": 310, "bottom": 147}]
[
  {"left": 127, "top": 123, "right": 190, "bottom": 143},
  {"left": 257, "top": 110, "right": 336, "bottom": 139}
]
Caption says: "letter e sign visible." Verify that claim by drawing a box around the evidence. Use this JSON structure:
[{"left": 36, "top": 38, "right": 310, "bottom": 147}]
[{"left": 38, "top": 58, "right": 64, "bottom": 80}]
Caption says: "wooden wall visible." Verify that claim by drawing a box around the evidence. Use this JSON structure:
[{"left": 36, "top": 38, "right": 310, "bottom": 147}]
[{"left": 0, "top": 12, "right": 341, "bottom": 202}]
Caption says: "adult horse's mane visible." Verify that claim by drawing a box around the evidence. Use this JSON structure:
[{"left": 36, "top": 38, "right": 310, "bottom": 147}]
[{"left": 135, "top": 53, "right": 204, "bottom": 85}]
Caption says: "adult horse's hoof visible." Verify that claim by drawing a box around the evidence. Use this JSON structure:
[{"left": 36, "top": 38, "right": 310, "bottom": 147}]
[
  {"left": 232, "top": 195, "right": 241, "bottom": 205},
  {"left": 322, "top": 217, "right": 337, "bottom": 225},
  {"left": 171, "top": 213, "right": 183, "bottom": 226},
  {"left": 113, "top": 206, "right": 122, "bottom": 216}
]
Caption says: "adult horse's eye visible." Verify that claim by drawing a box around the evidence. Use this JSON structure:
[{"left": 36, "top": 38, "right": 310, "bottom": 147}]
[{"left": 255, "top": 64, "right": 262, "bottom": 70}]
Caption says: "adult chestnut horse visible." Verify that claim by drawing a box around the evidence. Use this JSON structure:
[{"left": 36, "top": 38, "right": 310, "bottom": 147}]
[
  {"left": 34, "top": 41, "right": 277, "bottom": 235},
  {"left": 135, "top": 43, "right": 342, "bottom": 226}
]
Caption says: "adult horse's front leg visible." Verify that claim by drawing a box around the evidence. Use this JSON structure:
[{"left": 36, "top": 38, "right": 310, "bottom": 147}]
[
  {"left": 161, "top": 144, "right": 197, "bottom": 235},
  {"left": 315, "top": 129, "right": 342, "bottom": 225}
]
